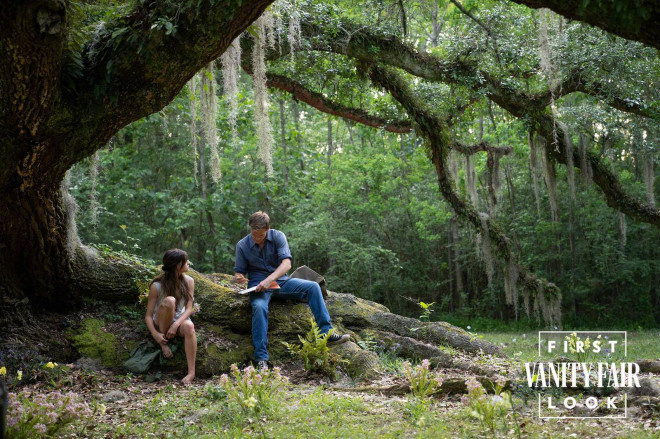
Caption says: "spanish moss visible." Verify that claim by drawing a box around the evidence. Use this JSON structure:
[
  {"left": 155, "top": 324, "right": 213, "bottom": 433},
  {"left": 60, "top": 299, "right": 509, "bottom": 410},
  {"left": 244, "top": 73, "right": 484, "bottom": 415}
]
[
  {"left": 540, "top": 136, "right": 559, "bottom": 222},
  {"left": 200, "top": 65, "right": 222, "bottom": 183},
  {"left": 644, "top": 151, "right": 656, "bottom": 207},
  {"left": 188, "top": 75, "right": 199, "bottom": 184},
  {"left": 479, "top": 212, "right": 494, "bottom": 288},
  {"left": 252, "top": 16, "right": 275, "bottom": 175},
  {"left": 89, "top": 151, "right": 99, "bottom": 232},
  {"left": 578, "top": 132, "right": 593, "bottom": 185},
  {"left": 528, "top": 130, "right": 542, "bottom": 218},
  {"left": 220, "top": 36, "right": 242, "bottom": 140}
]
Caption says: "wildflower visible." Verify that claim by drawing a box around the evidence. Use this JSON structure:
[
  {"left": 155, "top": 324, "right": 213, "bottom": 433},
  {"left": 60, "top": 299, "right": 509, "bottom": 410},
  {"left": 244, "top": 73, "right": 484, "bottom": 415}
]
[
  {"left": 460, "top": 395, "right": 470, "bottom": 405},
  {"left": 495, "top": 376, "right": 506, "bottom": 388},
  {"left": 604, "top": 335, "right": 609, "bottom": 340},
  {"left": 45, "top": 362, "right": 55, "bottom": 369},
  {"left": 512, "top": 338, "right": 517, "bottom": 343},
  {"left": 244, "top": 396, "right": 257, "bottom": 409},
  {"left": 34, "top": 423, "right": 47, "bottom": 434},
  {"left": 0, "top": 366, "right": 5, "bottom": 376},
  {"left": 491, "top": 395, "right": 503, "bottom": 404},
  {"left": 467, "top": 325, "right": 471, "bottom": 330},
  {"left": 16, "top": 370, "right": 22, "bottom": 381}
]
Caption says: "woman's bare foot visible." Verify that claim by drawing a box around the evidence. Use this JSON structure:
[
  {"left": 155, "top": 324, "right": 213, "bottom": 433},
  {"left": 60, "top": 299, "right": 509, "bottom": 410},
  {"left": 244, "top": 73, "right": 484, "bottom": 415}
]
[
  {"left": 181, "top": 373, "right": 195, "bottom": 385},
  {"left": 160, "top": 344, "right": 174, "bottom": 359}
]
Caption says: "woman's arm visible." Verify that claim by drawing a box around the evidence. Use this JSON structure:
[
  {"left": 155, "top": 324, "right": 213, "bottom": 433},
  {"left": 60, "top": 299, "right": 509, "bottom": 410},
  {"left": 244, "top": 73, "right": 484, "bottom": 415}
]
[
  {"left": 166, "top": 275, "right": 195, "bottom": 338},
  {"left": 145, "top": 284, "right": 168, "bottom": 345}
]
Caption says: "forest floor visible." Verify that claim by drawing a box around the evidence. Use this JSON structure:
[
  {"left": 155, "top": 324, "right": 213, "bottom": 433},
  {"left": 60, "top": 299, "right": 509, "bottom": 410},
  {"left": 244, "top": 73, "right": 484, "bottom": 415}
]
[{"left": 7, "top": 330, "right": 660, "bottom": 438}]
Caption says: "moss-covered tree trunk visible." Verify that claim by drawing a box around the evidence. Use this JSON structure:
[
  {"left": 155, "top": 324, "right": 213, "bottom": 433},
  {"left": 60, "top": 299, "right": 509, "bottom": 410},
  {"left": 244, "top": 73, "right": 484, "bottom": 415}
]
[{"left": 0, "top": 0, "right": 273, "bottom": 306}]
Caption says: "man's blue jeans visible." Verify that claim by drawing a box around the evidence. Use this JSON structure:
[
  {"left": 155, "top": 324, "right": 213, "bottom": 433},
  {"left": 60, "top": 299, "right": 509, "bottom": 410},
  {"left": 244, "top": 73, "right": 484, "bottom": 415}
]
[{"left": 249, "top": 278, "right": 332, "bottom": 361}]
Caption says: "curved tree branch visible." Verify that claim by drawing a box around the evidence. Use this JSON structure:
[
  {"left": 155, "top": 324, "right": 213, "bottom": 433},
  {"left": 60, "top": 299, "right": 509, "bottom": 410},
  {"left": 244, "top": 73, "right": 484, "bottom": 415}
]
[
  {"left": 260, "top": 70, "right": 413, "bottom": 133},
  {"left": 453, "top": 141, "right": 513, "bottom": 156},
  {"left": 301, "top": 19, "right": 660, "bottom": 227},
  {"left": 364, "top": 61, "right": 561, "bottom": 324},
  {"left": 542, "top": 70, "right": 659, "bottom": 119},
  {"left": 507, "top": 0, "right": 660, "bottom": 50}
]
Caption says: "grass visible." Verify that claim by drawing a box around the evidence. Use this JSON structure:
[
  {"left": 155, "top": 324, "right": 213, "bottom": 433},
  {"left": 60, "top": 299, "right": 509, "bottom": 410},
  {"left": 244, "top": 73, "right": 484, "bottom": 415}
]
[
  {"left": 9, "top": 330, "right": 660, "bottom": 438},
  {"left": 74, "top": 379, "right": 659, "bottom": 438},
  {"left": 479, "top": 330, "right": 660, "bottom": 363}
]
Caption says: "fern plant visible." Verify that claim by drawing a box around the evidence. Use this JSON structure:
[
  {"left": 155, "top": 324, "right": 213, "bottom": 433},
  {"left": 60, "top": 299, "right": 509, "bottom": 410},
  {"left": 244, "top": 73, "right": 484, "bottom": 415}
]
[{"left": 282, "top": 319, "right": 345, "bottom": 378}]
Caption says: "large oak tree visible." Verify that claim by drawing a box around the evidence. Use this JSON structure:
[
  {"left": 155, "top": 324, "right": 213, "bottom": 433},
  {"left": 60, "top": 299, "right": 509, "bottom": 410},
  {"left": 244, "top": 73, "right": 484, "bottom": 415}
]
[
  {"left": 0, "top": 0, "right": 273, "bottom": 306},
  {"left": 0, "top": 0, "right": 657, "bottom": 318}
]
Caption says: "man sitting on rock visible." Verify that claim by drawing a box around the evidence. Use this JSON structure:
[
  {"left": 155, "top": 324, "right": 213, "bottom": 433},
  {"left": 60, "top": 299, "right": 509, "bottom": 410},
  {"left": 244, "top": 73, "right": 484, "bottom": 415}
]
[{"left": 234, "top": 211, "right": 349, "bottom": 370}]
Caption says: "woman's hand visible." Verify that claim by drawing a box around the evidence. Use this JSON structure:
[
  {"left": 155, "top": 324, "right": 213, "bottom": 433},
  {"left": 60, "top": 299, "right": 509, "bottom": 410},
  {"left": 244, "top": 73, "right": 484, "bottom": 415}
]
[
  {"left": 153, "top": 332, "right": 168, "bottom": 345},
  {"left": 166, "top": 323, "right": 179, "bottom": 339}
]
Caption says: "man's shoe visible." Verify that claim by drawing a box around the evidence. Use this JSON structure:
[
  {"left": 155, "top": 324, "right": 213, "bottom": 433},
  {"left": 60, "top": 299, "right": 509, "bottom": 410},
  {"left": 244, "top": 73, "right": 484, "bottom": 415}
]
[
  {"left": 327, "top": 333, "right": 350, "bottom": 345},
  {"left": 256, "top": 360, "right": 269, "bottom": 370}
]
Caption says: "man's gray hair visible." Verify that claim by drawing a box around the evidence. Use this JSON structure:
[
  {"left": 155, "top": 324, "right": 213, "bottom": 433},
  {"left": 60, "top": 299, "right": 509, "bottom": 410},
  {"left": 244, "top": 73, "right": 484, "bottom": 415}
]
[{"left": 249, "top": 211, "right": 270, "bottom": 230}]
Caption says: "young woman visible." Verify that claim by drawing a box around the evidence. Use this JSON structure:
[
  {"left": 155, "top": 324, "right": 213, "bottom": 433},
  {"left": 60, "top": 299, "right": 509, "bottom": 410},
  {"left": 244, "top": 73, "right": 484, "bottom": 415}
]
[{"left": 145, "top": 249, "right": 196, "bottom": 385}]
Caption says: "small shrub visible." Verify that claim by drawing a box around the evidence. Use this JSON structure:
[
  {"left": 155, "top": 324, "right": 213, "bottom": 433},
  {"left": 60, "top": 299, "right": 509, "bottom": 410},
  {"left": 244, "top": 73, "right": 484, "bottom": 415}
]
[
  {"left": 7, "top": 391, "right": 93, "bottom": 438},
  {"left": 356, "top": 333, "right": 380, "bottom": 353},
  {"left": 283, "top": 319, "right": 346, "bottom": 378},
  {"left": 219, "top": 363, "right": 288, "bottom": 417},
  {"left": 462, "top": 376, "right": 512, "bottom": 435},
  {"left": 402, "top": 359, "right": 443, "bottom": 399},
  {"left": 418, "top": 301, "right": 435, "bottom": 322},
  {"left": 565, "top": 332, "right": 600, "bottom": 363}
]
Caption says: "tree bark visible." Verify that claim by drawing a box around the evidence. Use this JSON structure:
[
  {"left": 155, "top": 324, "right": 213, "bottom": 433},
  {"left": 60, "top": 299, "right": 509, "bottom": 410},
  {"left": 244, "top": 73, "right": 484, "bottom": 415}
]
[{"left": 508, "top": 0, "right": 660, "bottom": 49}]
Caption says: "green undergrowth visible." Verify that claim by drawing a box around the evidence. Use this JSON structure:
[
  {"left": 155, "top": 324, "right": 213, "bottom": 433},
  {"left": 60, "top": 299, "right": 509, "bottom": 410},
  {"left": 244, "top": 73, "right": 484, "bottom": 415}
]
[
  {"left": 75, "top": 380, "right": 657, "bottom": 438},
  {"left": 89, "top": 383, "right": 456, "bottom": 438}
]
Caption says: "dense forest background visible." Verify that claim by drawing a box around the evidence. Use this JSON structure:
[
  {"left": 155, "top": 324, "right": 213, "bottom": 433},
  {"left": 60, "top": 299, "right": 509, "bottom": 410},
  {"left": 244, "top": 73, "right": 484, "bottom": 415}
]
[{"left": 67, "top": 0, "right": 659, "bottom": 329}]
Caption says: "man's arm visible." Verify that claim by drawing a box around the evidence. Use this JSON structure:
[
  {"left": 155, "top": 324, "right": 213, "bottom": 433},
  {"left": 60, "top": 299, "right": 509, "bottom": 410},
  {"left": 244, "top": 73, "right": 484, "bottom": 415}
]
[
  {"left": 255, "top": 258, "right": 291, "bottom": 292},
  {"left": 234, "top": 241, "right": 248, "bottom": 285}
]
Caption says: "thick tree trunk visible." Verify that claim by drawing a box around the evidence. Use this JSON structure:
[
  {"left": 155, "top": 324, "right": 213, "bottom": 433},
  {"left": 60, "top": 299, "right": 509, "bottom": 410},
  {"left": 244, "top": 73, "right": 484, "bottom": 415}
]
[{"left": 1, "top": 185, "right": 71, "bottom": 304}]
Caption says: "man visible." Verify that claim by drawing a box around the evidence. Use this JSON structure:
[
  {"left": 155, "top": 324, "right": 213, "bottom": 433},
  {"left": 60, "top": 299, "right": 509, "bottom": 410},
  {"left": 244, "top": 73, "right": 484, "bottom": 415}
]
[{"left": 234, "top": 211, "right": 349, "bottom": 369}]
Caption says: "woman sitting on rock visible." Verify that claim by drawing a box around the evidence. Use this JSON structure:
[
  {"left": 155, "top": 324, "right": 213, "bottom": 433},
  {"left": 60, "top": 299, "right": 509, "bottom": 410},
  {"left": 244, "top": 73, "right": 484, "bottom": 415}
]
[{"left": 145, "top": 248, "right": 196, "bottom": 385}]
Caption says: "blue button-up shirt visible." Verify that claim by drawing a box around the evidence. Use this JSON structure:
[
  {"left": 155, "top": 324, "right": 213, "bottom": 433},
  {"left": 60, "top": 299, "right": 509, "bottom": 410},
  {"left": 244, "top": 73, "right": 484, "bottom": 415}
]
[{"left": 234, "top": 229, "right": 293, "bottom": 287}]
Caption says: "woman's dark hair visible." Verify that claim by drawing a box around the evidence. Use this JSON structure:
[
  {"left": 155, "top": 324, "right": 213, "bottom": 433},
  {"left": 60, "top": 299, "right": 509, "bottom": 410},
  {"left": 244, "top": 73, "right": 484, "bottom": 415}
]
[{"left": 150, "top": 249, "right": 191, "bottom": 305}]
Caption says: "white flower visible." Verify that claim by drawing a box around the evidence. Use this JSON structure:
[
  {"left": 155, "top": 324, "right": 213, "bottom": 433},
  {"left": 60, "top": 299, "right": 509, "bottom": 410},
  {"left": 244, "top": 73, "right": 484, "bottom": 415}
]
[{"left": 467, "top": 325, "right": 471, "bottom": 330}]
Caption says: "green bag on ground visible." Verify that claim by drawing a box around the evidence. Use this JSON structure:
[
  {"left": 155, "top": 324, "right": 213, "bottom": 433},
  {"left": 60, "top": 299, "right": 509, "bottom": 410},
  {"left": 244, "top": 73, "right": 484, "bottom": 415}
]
[
  {"left": 123, "top": 339, "right": 181, "bottom": 374},
  {"left": 123, "top": 340, "right": 161, "bottom": 374}
]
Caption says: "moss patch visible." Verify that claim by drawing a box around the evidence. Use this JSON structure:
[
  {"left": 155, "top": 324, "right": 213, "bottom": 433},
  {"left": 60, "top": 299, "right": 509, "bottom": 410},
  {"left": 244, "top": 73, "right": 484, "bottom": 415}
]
[{"left": 69, "top": 318, "right": 125, "bottom": 367}]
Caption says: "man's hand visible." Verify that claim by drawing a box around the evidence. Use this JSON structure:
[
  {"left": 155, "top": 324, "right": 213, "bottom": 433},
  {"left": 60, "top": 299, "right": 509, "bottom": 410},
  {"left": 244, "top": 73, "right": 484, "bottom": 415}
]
[
  {"left": 256, "top": 278, "right": 273, "bottom": 292},
  {"left": 234, "top": 273, "right": 248, "bottom": 285}
]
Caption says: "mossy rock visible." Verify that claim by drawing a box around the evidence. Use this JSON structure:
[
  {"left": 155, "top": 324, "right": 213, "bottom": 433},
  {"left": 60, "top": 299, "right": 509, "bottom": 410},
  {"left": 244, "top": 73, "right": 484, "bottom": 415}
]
[
  {"left": 160, "top": 331, "right": 255, "bottom": 377},
  {"left": 68, "top": 318, "right": 127, "bottom": 367},
  {"left": 330, "top": 341, "right": 381, "bottom": 380}
]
